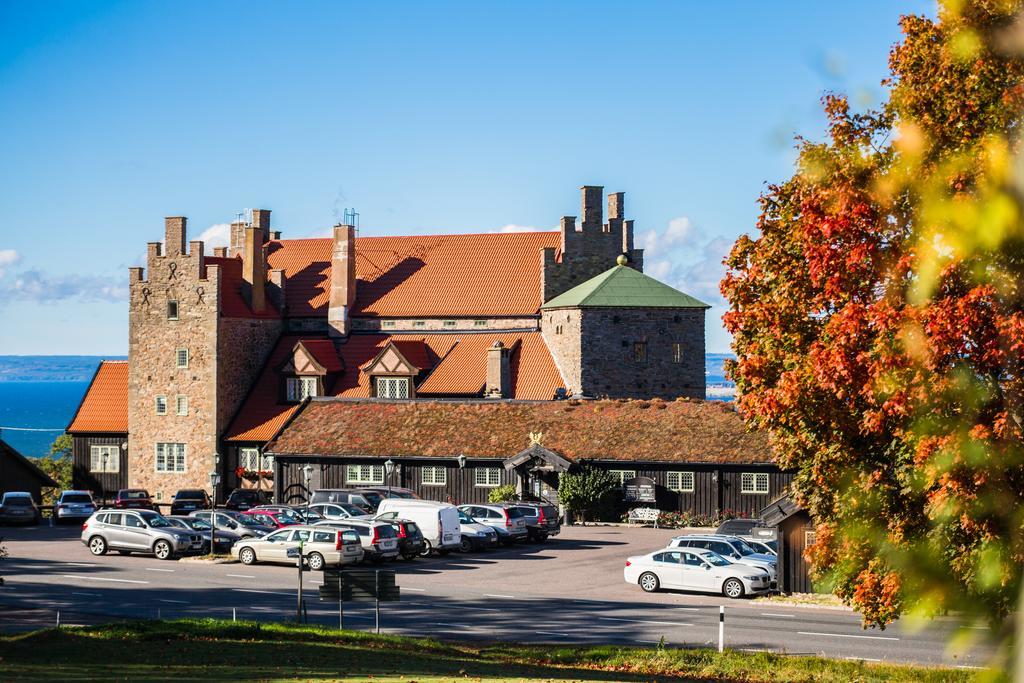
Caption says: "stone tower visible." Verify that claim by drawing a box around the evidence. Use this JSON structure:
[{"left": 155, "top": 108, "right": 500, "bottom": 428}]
[{"left": 127, "top": 214, "right": 281, "bottom": 502}]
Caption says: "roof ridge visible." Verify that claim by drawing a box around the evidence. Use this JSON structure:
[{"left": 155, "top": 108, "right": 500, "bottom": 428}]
[{"left": 272, "top": 230, "right": 559, "bottom": 244}]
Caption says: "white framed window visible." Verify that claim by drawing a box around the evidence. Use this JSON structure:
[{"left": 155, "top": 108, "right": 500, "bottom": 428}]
[
  {"left": 346, "top": 464, "right": 384, "bottom": 484},
  {"left": 376, "top": 376, "right": 410, "bottom": 399},
  {"left": 805, "top": 530, "right": 817, "bottom": 547},
  {"left": 89, "top": 445, "right": 120, "bottom": 473},
  {"left": 443, "top": 320, "right": 456, "bottom": 328},
  {"left": 666, "top": 471, "right": 695, "bottom": 493},
  {"left": 413, "top": 320, "right": 425, "bottom": 328},
  {"left": 155, "top": 395, "right": 167, "bottom": 415},
  {"left": 474, "top": 467, "right": 501, "bottom": 488},
  {"left": 382, "top": 321, "right": 396, "bottom": 329},
  {"left": 175, "top": 395, "right": 188, "bottom": 416},
  {"left": 286, "top": 377, "right": 319, "bottom": 402},
  {"left": 155, "top": 442, "right": 186, "bottom": 473},
  {"left": 609, "top": 470, "right": 636, "bottom": 486},
  {"left": 167, "top": 300, "right": 179, "bottom": 320},
  {"left": 239, "top": 447, "right": 274, "bottom": 472},
  {"left": 176, "top": 348, "right": 189, "bottom": 369},
  {"left": 474, "top": 320, "right": 487, "bottom": 327},
  {"left": 672, "top": 342, "right": 684, "bottom": 363},
  {"left": 422, "top": 466, "right": 447, "bottom": 486},
  {"left": 741, "top": 472, "right": 770, "bottom": 494}
]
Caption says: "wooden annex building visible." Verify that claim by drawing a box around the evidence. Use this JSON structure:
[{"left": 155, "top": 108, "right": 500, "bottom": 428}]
[
  {"left": 0, "top": 437, "right": 58, "bottom": 503},
  {"left": 265, "top": 396, "right": 793, "bottom": 517}
]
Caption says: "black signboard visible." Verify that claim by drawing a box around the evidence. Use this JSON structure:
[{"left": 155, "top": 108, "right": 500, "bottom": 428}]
[
  {"left": 623, "top": 476, "right": 657, "bottom": 503},
  {"left": 319, "top": 570, "right": 399, "bottom": 602}
]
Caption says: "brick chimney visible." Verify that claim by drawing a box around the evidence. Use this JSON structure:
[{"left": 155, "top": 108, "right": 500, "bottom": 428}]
[
  {"left": 165, "top": 217, "right": 187, "bottom": 256},
  {"left": 328, "top": 223, "right": 357, "bottom": 339},
  {"left": 485, "top": 341, "right": 511, "bottom": 398},
  {"left": 581, "top": 185, "right": 603, "bottom": 230},
  {"left": 241, "top": 210, "right": 269, "bottom": 313}
]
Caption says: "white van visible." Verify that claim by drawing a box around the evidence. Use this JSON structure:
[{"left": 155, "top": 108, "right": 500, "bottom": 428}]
[{"left": 375, "top": 499, "right": 461, "bottom": 555}]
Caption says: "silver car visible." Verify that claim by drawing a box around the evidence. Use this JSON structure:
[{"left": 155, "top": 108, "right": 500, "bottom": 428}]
[
  {"left": 669, "top": 534, "right": 778, "bottom": 587},
  {"left": 308, "top": 502, "right": 372, "bottom": 520},
  {"left": 314, "top": 519, "right": 399, "bottom": 563},
  {"left": 55, "top": 490, "right": 97, "bottom": 524},
  {"left": 458, "top": 504, "right": 528, "bottom": 545},
  {"left": 190, "top": 510, "right": 271, "bottom": 538},
  {"left": 456, "top": 509, "right": 499, "bottom": 552},
  {"left": 81, "top": 509, "right": 203, "bottom": 560}
]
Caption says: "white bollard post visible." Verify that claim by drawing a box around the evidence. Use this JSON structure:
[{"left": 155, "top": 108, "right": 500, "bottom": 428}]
[
  {"left": 718, "top": 606, "right": 724, "bottom": 653},
  {"left": 233, "top": 607, "right": 237, "bottom": 622},
  {"left": 56, "top": 611, "right": 60, "bottom": 628}
]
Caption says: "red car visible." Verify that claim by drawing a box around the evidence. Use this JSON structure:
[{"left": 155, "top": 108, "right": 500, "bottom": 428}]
[
  {"left": 113, "top": 489, "right": 155, "bottom": 510},
  {"left": 239, "top": 508, "right": 299, "bottom": 529}
]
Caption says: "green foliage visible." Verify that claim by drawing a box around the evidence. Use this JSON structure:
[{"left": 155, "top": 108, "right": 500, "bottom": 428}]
[
  {"left": 35, "top": 434, "right": 73, "bottom": 505},
  {"left": 558, "top": 466, "right": 618, "bottom": 522},
  {"left": 487, "top": 484, "right": 517, "bottom": 504}
]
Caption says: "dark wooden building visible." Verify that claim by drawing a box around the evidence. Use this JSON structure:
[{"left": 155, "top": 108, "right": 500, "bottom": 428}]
[
  {"left": 760, "top": 493, "right": 816, "bottom": 594},
  {"left": 66, "top": 361, "right": 129, "bottom": 503},
  {"left": 0, "top": 437, "right": 58, "bottom": 503},
  {"left": 267, "top": 397, "right": 792, "bottom": 516}
]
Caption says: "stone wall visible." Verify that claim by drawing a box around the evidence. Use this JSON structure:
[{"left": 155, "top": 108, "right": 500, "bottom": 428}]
[
  {"left": 216, "top": 316, "right": 282, "bottom": 440},
  {"left": 128, "top": 222, "right": 220, "bottom": 502},
  {"left": 540, "top": 308, "right": 583, "bottom": 395}
]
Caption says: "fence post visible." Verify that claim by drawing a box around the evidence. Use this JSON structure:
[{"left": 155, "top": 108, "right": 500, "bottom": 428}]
[
  {"left": 56, "top": 610, "right": 60, "bottom": 628},
  {"left": 718, "top": 606, "right": 724, "bottom": 653},
  {"left": 375, "top": 570, "right": 380, "bottom": 635}
]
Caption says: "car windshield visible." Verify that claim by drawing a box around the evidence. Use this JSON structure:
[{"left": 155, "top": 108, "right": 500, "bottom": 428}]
[
  {"left": 123, "top": 491, "right": 148, "bottom": 499},
  {"left": 247, "top": 513, "right": 275, "bottom": 526},
  {"left": 275, "top": 510, "right": 300, "bottom": 522},
  {"left": 177, "top": 491, "right": 205, "bottom": 500},
  {"left": 4, "top": 497, "right": 32, "bottom": 507},
  {"left": 507, "top": 507, "right": 526, "bottom": 518},
  {"left": 62, "top": 494, "right": 93, "bottom": 504},
  {"left": 703, "top": 552, "right": 732, "bottom": 567},
  {"left": 373, "top": 524, "right": 397, "bottom": 539},
  {"left": 734, "top": 540, "right": 758, "bottom": 556},
  {"left": 301, "top": 509, "right": 323, "bottom": 521},
  {"left": 339, "top": 503, "right": 364, "bottom": 515},
  {"left": 361, "top": 491, "right": 384, "bottom": 506},
  {"left": 341, "top": 529, "right": 360, "bottom": 543},
  {"left": 458, "top": 511, "right": 475, "bottom": 523},
  {"left": 141, "top": 512, "right": 172, "bottom": 528},
  {"left": 187, "top": 518, "right": 211, "bottom": 530}
]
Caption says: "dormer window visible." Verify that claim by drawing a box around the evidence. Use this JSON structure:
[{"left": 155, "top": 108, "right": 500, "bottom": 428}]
[
  {"left": 376, "top": 376, "right": 410, "bottom": 399},
  {"left": 286, "top": 377, "right": 319, "bottom": 402}
]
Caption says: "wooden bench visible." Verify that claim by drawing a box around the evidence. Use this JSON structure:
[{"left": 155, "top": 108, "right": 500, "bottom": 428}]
[{"left": 627, "top": 507, "right": 660, "bottom": 528}]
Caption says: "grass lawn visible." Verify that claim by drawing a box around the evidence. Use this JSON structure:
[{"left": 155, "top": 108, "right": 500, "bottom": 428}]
[{"left": 0, "top": 619, "right": 994, "bottom": 682}]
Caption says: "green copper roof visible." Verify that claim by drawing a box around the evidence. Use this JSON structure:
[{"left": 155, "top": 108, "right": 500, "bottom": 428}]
[{"left": 541, "top": 264, "right": 711, "bottom": 309}]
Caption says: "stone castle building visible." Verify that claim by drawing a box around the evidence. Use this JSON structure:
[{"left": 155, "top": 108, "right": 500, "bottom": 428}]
[{"left": 69, "top": 185, "right": 786, "bottom": 513}]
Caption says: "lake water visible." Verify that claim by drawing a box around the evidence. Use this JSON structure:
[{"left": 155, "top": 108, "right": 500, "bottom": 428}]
[{"left": 0, "top": 381, "right": 89, "bottom": 457}]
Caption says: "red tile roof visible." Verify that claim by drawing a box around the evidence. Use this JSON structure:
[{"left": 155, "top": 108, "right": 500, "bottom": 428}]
[
  {"left": 224, "top": 331, "right": 567, "bottom": 442},
  {"left": 298, "top": 339, "right": 343, "bottom": 373},
  {"left": 265, "top": 232, "right": 561, "bottom": 318},
  {"left": 205, "top": 256, "right": 280, "bottom": 319},
  {"left": 67, "top": 361, "right": 129, "bottom": 433},
  {"left": 266, "top": 398, "right": 773, "bottom": 464}
]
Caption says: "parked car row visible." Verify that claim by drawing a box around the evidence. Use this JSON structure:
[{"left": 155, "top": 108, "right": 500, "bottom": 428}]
[{"left": 624, "top": 533, "right": 779, "bottom": 599}]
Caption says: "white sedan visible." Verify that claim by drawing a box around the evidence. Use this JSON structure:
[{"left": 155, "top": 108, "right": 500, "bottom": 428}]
[{"left": 624, "top": 547, "right": 771, "bottom": 598}]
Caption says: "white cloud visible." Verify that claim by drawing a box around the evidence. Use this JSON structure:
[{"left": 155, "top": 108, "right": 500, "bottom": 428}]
[
  {"left": 0, "top": 249, "right": 20, "bottom": 278},
  {"left": 494, "top": 224, "right": 546, "bottom": 233},
  {"left": 197, "top": 222, "right": 232, "bottom": 249},
  {"left": 0, "top": 269, "right": 128, "bottom": 304},
  {"left": 641, "top": 216, "right": 694, "bottom": 254}
]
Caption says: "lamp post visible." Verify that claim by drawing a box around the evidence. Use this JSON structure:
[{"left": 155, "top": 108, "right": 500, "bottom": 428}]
[
  {"left": 208, "top": 470, "right": 221, "bottom": 556},
  {"left": 302, "top": 465, "right": 313, "bottom": 521},
  {"left": 384, "top": 459, "right": 395, "bottom": 498}
]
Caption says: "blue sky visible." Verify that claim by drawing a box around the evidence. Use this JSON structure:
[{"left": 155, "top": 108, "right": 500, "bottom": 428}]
[{"left": 0, "top": 1, "right": 933, "bottom": 355}]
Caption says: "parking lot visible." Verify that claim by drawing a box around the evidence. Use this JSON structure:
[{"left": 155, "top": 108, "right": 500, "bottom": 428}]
[{"left": 0, "top": 521, "right": 995, "bottom": 669}]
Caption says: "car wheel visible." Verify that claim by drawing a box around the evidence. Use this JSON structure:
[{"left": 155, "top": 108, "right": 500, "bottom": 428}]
[
  {"left": 458, "top": 538, "right": 473, "bottom": 553},
  {"left": 419, "top": 540, "right": 433, "bottom": 557},
  {"left": 723, "top": 578, "right": 745, "bottom": 599},
  {"left": 639, "top": 572, "right": 660, "bottom": 593},
  {"left": 153, "top": 539, "right": 173, "bottom": 561},
  {"left": 307, "top": 552, "right": 325, "bottom": 571},
  {"left": 88, "top": 536, "right": 107, "bottom": 556},
  {"left": 239, "top": 547, "right": 257, "bottom": 565}
]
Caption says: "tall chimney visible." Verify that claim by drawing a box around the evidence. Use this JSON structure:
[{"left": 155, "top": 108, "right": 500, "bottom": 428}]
[
  {"left": 608, "top": 192, "right": 624, "bottom": 220},
  {"left": 165, "top": 217, "right": 187, "bottom": 256},
  {"left": 485, "top": 341, "right": 511, "bottom": 398},
  {"left": 252, "top": 209, "right": 271, "bottom": 244},
  {"left": 581, "top": 186, "right": 603, "bottom": 229},
  {"left": 242, "top": 223, "right": 266, "bottom": 313},
  {"left": 229, "top": 221, "right": 246, "bottom": 258},
  {"left": 328, "top": 224, "right": 357, "bottom": 339}
]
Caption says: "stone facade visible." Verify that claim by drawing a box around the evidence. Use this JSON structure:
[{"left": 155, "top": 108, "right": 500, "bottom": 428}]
[
  {"left": 541, "top": 186, "right": 645, "bottom": 302},
  {"left": 542, "top": 306, "right": 705, "bottom": 400}
]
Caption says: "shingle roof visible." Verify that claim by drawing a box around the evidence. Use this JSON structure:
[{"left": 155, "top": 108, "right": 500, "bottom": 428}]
[
  {"left": 265, "top": 232, "right": 561, "bottom": 318},
  {"left": 67, "top": 361, "right": 129, "bottom": 434},
  {"left": 224, "top": 331, "right": 566, "bottom": 442},
  {"left": 0, "top": 438, "right": 59, "bottom": 488},
  {"left": 541, "top": 264, "right": 710, "bottom": 310},
  {"left": 266, "top": 398, "right": 773, "bottom": 464}
]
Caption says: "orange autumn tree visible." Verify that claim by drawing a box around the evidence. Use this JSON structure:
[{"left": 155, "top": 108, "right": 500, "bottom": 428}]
[{"left": 722, "top": 0, "right": 1024, "bottom": 649}]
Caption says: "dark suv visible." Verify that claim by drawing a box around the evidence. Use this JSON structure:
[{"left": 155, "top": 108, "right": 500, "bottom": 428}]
[
  {"left": 510, "top": 503, "right": 561, "bottom": 542},
  {"left": 377, "top": 518, "right": 426, "bottom": 560},
  {"left": 224, "top": 488, "right": 271, "bottom": 511},
  {"left": 170, "top": 489, "right": 211, "bottom": 515},
  {"left": 113, "top": 489, "right": 155, "bottom": 510}
]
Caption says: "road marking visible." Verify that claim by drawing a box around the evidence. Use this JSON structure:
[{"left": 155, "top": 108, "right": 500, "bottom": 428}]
[
  {"left": 434, "top": 622, "right": 472, "bottom": 628},
  {"left": 226, "top": 574, "right": 256, "bottom": 579},
  {"left": 64, "top": 563, "right": 96, "bottom": 567},
  {"left": 145, "top": 568, "right": 174, "bottom": 573},
  {"left": 761, "top": 613, "right": 796, "bottom": 618},
  {"left": 62, "top": 575, "right": 149, "bottom": 585},
  {"left": 157, "top": 599, "right": 190, "bottom": 604},
  {"left": 797, "top": 631, "right": 899, "bottom": 641},
  {"left": 232, "top": 588, "right": 291, "bottom": 596},
  {"left": 483, "top": 593, "right": 515, "bottom": 599},
  {"left": 403, "top": 587, "right": 426, "bottom": 592},
  {"left": 71, "top": 592, "right": 101, "bottom": 597},
  {"left": 598, "top": 617, "right": 692, "bottom": 627},
  {"left": 637, "top": 639, "right": 662, "bottom": 644},
  {"left": 535, "top": 631, "right": 570, "bottom": 637},
  {"left": 844, "top": 656, "right": 882, "bottom": 662}
]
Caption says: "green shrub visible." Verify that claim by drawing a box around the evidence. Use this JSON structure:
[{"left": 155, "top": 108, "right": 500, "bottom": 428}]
[
  {"left": 558, "top": 467, "right": 618, "bottom": 523},
  {"left": 487, "top": 484, "right": 517, "bottom": 504}
]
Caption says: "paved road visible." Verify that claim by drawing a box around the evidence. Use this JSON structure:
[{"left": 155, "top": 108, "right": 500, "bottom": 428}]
[{"left": 0, "top": 524, "right": 994, "bottom": 670}]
